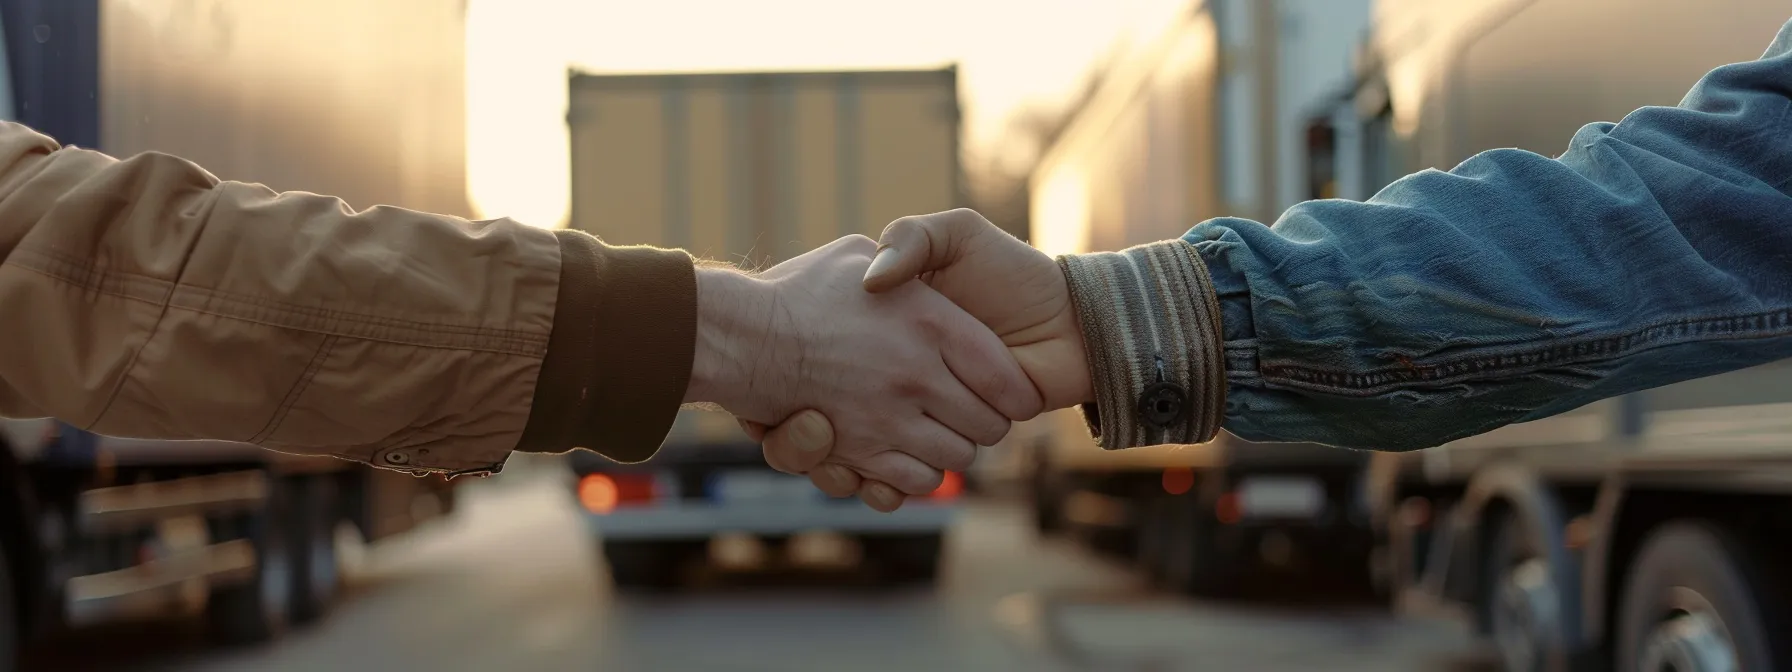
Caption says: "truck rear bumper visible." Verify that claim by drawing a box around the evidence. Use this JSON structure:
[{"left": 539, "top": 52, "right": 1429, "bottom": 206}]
[{"left": 585, "top": 501, "right": 957, "bottom": 541}]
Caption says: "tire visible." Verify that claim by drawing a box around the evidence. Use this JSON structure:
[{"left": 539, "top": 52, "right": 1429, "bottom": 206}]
[
  {"left": 1031, "top": 464, "right": 1062, "bottom": 536},
  {"left": 603, "top": 540, "right": 697, "bottom": 593},
  {"left": 863, "top": 533, "right": 944, "bottom": 586},
  {"left": 1483, "top": 513, "right": 1570, "bottom": 672},
  {"left": 1615, "top": 521, "right": 1789, "bottom": 672},
  {"left": 207, "top": 475, "right": 294, "bottom": 646},
  {"left": 0, "top": 547, "right": 17, "bottom": 672},
  {"left": 1180, "top": 493, "right": 1243, "bottom": 599},
  {"left": 1134, "top": 495, "right": 1169, "bottom": 582},
  {"left": 289, "top": 476, "right": 341, "bottom": 625}
]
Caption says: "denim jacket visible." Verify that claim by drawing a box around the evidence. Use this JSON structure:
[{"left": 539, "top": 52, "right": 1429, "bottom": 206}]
[{"left": 1058, "top": 19, "right": 1792, "bottom": 452}]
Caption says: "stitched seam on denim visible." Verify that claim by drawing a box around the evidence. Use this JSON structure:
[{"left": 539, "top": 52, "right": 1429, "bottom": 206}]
[
  {"left": 9, "top": 246, "right": 548, "bottom": 356},
  {"left": 1256, "top": 308, "right": 1792, "bottom": 394}
]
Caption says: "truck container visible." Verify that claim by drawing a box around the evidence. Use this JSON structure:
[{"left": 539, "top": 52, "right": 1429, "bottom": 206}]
[
  {"left": 1308, "top": 1, "right": 1792, "bottom": 669},
  {"left": 563, "top": 67, "right": 967, "bottom": 589},
  {"left": 0, "top": 0, "right": 467, "bottom": 665},
  {"left": 1021, "top": 0, "right": 1379, "bottom": 597}
]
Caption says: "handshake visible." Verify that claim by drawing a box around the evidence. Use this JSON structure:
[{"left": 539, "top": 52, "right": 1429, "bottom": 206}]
[{"left": 680, "top": 209, "right": 1094, "bottom": 512}]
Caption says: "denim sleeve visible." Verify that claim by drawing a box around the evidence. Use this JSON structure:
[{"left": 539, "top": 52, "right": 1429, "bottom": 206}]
[{"left": 1182, "top": 19, "right": 1792, "bottom": 451}]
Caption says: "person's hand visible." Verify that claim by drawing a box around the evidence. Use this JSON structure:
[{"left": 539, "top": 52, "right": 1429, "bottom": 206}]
[
  {"left": 752, "top": 209, "right": 1093, "bottom": 510},
  {"left": 685, "top": 234, "right": 1043, "bottom": 496}
]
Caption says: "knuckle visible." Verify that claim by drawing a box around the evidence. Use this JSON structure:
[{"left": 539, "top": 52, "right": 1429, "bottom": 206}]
[
  {"left": 888, "top": 373, "right": 932, "bottom": 400},
  {"left": 839, "top": 234, "right": 877, "bottom": 253}
]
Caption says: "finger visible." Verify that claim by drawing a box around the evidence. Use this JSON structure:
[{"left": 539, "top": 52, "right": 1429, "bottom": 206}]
[
  {"left": 851, "top": 450, "right": 945, "bottom": 496},
  {"left": 809, "top": 464, "right": 862, "bottom": 498},
  {"left": 860, "top": 480, "right": 906, "bottom": 512},
  {"left": 865, "top": 210, "right": 991, "bottom": 292},
  {"left": 737, "top": 418, "right": 768, "bottom": 442},
  {"left": 760, "top": 409, "right": 836, "bottom": 474},
  {"left": 919, "top": 366, "right": 1013, "bottom": 448},
  {"left": 888, "top": 412, "right": 979, "bottom": 472},
  {"left": 928, "top": 298, "right": 1045, "bottom": 422}
]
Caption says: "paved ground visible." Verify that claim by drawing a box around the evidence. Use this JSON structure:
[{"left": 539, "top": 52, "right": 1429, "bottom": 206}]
[{"left": 25, "top": 467, "right": 1497, "bottom": 671}]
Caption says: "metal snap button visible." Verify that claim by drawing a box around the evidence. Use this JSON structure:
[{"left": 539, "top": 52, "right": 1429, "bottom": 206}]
[
  {"left": 383, "top": 451, "right": 410, "bottom": 465},
  {"left": 1137, "top": 382, "right": 1189, "bottom": 429}
]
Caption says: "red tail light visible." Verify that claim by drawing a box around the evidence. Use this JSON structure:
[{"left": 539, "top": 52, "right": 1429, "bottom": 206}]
[
  {"left": 578, "top": 473, "right": 657, "bottom": 514},
  {"left": 1215, "top": 491, "right": 1241, "bottom": 525},
  {"left": 929, "top": 471, "right": 964, "bottom": 500}
]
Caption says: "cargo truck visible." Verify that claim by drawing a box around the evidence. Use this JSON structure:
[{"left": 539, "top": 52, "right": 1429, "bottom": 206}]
[
  {"left": 0, "top": 0, "right": 468, "bottom": 666},
  {"left": 1310, "top": 1, "right": 1792, "bottom": 669},
  {"left": 563, "top": 67, "right": 968, "bottom": 589},
  {"left": 1022, "top": 0, "right": 1378, "bottom": 597}
]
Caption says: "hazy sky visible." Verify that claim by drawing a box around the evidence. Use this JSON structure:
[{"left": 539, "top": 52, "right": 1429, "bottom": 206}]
[{"left": 465, "top": 0, "right": 1188, "bottom": 227}]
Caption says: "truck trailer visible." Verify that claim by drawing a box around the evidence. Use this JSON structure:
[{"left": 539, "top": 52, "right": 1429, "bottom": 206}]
[
  {"left": 1022, "top": 0, "right": 1379, "bottom": 597},
  {"left": 1310, "top": 1, "right": 1792, "bottom": 670},
  {"left": 563, "top": 66, "right": 968, "bottom": 589},
  {"left": 0, "top": 0, "right": 469, "bottom": 665}
]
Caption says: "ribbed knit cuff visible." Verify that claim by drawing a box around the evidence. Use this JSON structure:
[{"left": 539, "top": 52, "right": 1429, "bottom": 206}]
[{"left": 1058, "top": 240, "right": 1225, "bottom": 448}]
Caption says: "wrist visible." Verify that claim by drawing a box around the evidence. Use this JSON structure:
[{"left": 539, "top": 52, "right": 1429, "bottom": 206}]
[{"left": 684, "top": 265, "right": 773, "bottom": 409}]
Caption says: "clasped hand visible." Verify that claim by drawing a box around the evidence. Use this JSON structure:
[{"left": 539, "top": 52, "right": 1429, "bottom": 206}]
[{"left": 683, "top": 210, "right": 1091, "bottom": 512}]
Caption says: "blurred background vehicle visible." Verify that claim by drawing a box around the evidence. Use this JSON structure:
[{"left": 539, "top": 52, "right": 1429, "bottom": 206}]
[
  {"left": 1019, "top": 0, "right": 1380, "bottom": 599},
  {"left": 0, "top": 0, "right": 468, "bottom": 667},
  {"left": 562, "top": 67, "right": 967, "bottom": 591},
  {"left": 1310, "top": 1, "right": 1792, "bottom": 670},
  {"left": 2, "top": 0, "right": 1785, "bottom": 670}
]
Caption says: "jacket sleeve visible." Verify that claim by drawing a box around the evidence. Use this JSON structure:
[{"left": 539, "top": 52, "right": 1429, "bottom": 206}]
[
  {"left": 0, "top": 122, "right": 695, "bottom": 476},
  {"left": 1061, "top": 19, "right": 1792, "bottom": 452}
]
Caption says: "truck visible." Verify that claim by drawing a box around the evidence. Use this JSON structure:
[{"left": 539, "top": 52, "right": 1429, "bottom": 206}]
[
  {"left": 0, "top": 0, "right": 468, "bottom": 665},
  {"left": 563, "top": 66, "right": 968, "bottom": 590},
  {"left": 1308, "top": 0, "right": 1792, "bottom": 669},
  {"left": 1021, "top": 0, "right": 1380, "bottom": 597}
]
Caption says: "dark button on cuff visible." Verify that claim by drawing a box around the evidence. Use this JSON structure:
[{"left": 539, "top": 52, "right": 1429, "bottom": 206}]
[{"left": 1137, "top": 382, "right": 1189, "bottom": 429}]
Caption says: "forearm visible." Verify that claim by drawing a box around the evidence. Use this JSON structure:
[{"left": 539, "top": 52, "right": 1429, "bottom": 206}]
[
  {"left": 1065, "top": 20, "right": 1792, "bottom": 451},
  {"left": 0, "top": 122, "right": 696, "bottom": 473}
]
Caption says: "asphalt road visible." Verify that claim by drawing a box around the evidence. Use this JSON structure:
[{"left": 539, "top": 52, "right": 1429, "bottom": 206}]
[{"left": 27, "top": 468, "right": 1497, "bottom": 672}]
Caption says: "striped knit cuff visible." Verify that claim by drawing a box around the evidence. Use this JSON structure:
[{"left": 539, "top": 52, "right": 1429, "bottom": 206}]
[{"left": 1057, "top": 240, "right": 1225, "bottom": 449}]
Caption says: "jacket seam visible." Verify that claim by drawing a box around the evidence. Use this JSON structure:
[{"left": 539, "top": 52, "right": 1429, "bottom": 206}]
[
  {"left": 8, "top": 247, "right": 548, "bottom": 356},
  {"left": 250, "top": 334, "right": 338, "bottom": 444},
  {"left": 16, "top": 245, "right": 547, "bottom": 342},
  {"left": 89, "top": 184, "right": 223, "bottom": 427},
  {"left": 1254, "top": 308, "right": 1792, "bottom": 394}
]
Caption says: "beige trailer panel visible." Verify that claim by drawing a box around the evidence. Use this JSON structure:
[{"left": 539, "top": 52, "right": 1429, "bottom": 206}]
[{"left": 568, "top": 68, "right": 963, "bottom": 446}]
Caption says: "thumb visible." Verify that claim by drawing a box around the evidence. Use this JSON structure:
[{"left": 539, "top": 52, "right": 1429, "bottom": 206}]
[
  {"left": 761, "top": 409, "right": 836, "bottom": 473},
  {"left": 864, "top": 209, "right": 991, "bottom": 292}
]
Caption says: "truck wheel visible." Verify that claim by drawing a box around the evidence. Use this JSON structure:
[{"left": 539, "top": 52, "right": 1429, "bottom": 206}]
[
  {"left": 1031, "top": 465, "right": 1062, "bottom": 535},
  {"left": 0, "top": 546, "right": 17, "bottom": 672},
  {"left": 1183, "top": 505, "right": 1243, "bottom": 599},
  {"left": 603, "top": 540, "right": 695, "bottom": 593},
  {"left": 864, "top": 533, "right": 944, "bottom": 586},
  {"left": 207, "top": 478, "right": 295, "bottom": 645},
  {"left": 1615, "top": 521, "right": 1788, "bottom": 672},
  {"left": 1484, "top": 513, "right": 1569, "bottom": 672},
  {"left": 290, "top": 476, "right": 340, "bottom": 625},
  {"left": 1134, "top": 495, "right": 1170, "bottom": 582}
]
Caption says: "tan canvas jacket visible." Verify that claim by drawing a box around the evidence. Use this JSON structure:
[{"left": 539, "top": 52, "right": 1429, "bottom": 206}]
[{"left": 0, "top": 122, "right": 696, "bottom": 477}]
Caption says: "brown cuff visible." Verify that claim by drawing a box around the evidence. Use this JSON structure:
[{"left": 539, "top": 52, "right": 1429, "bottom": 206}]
[
  {"left": 514, "top": 230, "right": 696, "bottom": 463},
  {"left": 1058, "top": 240, "right": 1224, "bottom": 449}
]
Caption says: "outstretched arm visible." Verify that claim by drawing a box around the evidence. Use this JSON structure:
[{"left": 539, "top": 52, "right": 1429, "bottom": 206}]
[{"left": 1066, "top": 18, "right": 1792, "bottom": 450}]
